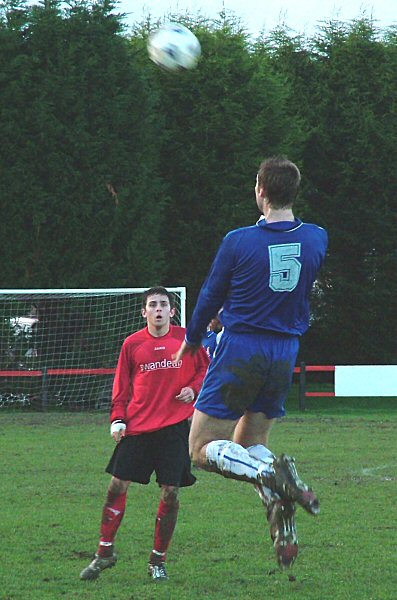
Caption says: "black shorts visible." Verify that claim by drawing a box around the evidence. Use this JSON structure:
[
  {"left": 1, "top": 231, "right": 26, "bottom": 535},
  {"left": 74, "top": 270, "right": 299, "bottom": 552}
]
[{"left": 105, "top": 420, "right": 196, "bottom": 488}]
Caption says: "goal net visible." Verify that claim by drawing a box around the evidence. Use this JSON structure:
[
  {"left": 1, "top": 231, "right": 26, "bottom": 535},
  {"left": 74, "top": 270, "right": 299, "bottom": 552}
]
[{"left": 0, "top": 288, "right": 186, "bottom": 411}]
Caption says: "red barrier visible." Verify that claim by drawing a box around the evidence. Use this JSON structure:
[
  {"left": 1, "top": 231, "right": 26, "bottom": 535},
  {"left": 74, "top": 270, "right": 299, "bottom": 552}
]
[
  {"left": 47, "top": 368, "right": 115, "bottom": 376},
  {"left": 0, "top": 368, "right": 116, "bottom": 377},
  {"left": 305, "top": 392, "right": 335, "bottom": 397},
  {"left": 0, "top": 364, "right": 335, "bottom": 411},
  {"left": 298, "top": 362, "right": 336, "bottom": 409},
  {"left": 0, "top": 370, "right": 44, "bottom": 377},
  {"left": 294, "top": 365, "right": 335, "bottom": 373}
]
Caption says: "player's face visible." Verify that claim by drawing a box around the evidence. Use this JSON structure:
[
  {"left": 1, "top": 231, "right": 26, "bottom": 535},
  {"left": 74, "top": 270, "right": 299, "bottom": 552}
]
[
  {"left": 142, "top": 294, "right": 175, "bottom": 331},
  {"left": 209, "top": 316, "right": 221, "bottom": 332}
]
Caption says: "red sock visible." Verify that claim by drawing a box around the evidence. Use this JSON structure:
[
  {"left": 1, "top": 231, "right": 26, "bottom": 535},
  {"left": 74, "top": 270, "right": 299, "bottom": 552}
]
[
  {"left": 97, "top": 490, "right": 127, "bottom": 557},
  {"left": 150, "top": 498, "right": 179, "bottom": 564}
]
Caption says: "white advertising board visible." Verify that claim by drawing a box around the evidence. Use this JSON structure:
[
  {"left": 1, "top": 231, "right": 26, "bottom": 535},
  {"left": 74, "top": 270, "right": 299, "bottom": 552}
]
[{"left": 335, "top": 365, "right": 397, "bottom": 397}]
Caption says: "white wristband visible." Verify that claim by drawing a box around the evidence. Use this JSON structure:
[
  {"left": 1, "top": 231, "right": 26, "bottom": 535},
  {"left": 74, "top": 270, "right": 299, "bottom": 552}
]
[{"left": 110, "top": 421, "right": 126, "bottom": 437}]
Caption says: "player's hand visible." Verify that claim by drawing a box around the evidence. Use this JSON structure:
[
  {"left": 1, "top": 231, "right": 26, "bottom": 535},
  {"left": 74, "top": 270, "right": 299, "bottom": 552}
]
[
  {"left": 110, "top": 420, "right": 127, "bottom": 442},
  {"left": 175, "top": 387, "right": 195, "bottom": 404},
  {"left": 173, "top": 340, "right": 201, "bottom": 362}
]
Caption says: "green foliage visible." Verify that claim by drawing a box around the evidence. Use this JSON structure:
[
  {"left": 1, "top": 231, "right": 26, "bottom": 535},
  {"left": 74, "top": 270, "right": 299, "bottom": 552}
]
[
  {"left": 0, "top": 0, "right": 166, "bottom": 288},
  {"left": 298, "top": 21, "right": 396, "bottom": 362},
  {"left": 0, "top": 404, "right": 396, "bottom": 599},
  {"left": 137, "top": 17, "right": 305, "bottom": 304},
  {"left": 0, "top": 5, "right": 395, "bottom": 363}
]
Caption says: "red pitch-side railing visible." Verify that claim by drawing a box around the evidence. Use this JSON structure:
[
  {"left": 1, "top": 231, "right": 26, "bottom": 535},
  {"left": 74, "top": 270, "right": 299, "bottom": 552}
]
[
  {"left": 0, "top": 367, "right": 116, "bottom": 410},
  {"left": 294, "top": 363, "right": 335, "bottom": 410},
  {"left": 0, "top": 363, "right": 335, "bottom": 411}
]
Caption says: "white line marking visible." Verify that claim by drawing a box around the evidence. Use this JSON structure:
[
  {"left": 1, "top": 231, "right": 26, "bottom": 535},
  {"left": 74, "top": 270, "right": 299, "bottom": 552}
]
[{"left": 361, "top": 463, "right": 397, "bottom": 476}]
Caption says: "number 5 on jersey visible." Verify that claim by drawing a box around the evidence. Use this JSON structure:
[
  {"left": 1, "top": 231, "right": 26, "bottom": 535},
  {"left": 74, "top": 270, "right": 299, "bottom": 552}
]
[{"left": 268, "top": 243, "right": 302, "bottom": 292}]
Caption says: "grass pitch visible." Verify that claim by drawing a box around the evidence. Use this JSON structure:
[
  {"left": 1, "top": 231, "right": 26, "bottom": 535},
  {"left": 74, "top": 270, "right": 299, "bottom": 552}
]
[{"left": 1, "top": 392, "right": 396, "bottom": 600}]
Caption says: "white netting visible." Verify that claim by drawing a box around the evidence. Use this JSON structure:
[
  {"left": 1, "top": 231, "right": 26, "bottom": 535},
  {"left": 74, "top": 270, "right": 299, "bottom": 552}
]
[{"left": 0, "top": 288, "right": 186, "bottom": 410}]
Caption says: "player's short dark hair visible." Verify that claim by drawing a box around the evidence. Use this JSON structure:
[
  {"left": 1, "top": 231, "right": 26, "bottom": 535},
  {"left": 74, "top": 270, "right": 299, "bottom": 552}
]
[
  {"left": 257, "top": 156, "right": 301, "bottom": 208},
  {"left": 142, "top": 286, "right": 175, "bottom": 308}
]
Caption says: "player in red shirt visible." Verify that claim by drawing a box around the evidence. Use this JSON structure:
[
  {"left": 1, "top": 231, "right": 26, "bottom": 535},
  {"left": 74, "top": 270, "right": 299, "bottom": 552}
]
[{"left": 80, "top": 287, "right": 209, "bottom": 583}]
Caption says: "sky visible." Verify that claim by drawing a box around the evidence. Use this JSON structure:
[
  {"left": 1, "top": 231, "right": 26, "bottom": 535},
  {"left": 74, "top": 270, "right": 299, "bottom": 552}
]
[{"left": 118, "top": 0, "right": 396, "bottom": 37}]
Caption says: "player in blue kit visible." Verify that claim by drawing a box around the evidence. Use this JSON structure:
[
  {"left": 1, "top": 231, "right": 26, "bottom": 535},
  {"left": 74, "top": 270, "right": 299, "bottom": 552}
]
[
  {"left": 174, "top": 156, "right": 328, "bottom": 570},
  {"left": 202, "top": 311, "right": 223, "bottom": 359}
]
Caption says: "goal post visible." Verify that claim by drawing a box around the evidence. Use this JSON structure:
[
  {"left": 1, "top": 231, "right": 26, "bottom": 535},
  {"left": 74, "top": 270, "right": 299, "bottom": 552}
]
[{"left": 0, "top": 287, "right": 186, "bottom": 410}]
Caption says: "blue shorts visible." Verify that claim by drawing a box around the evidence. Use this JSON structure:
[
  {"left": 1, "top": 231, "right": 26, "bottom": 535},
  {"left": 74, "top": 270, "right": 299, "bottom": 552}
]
[{"left": 195, "top": 330, "right": 299, "bottom": 420}]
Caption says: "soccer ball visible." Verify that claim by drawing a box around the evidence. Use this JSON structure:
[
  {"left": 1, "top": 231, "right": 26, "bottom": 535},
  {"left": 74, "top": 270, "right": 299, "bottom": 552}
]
[{"left": 147, "top": 22, "right": 201, "bottom": 72}]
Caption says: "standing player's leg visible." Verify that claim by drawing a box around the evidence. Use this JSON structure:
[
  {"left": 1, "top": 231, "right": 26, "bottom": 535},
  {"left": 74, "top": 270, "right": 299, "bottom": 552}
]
[
  {"left": 80, "top": 433, "right": 155, "bottom": 581},
  {"left": 148, "top": 485, "right": 180, "bottom": 582},
  {"left": 148, "top": 421, "right": 196, "bottom": 582},
  {"left": 80, "top": 477, "right": 129, "bottom": 580}
]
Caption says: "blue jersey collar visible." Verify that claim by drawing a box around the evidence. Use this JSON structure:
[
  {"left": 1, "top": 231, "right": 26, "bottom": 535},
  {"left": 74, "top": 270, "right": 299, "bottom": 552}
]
[{"left": 257, "top": 217, "right": 302, "bottom": 232}]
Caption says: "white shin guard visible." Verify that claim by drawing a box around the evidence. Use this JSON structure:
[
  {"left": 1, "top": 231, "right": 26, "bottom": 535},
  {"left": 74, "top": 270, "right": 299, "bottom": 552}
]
[
  {"left": 246, "top": 445, "right": 277, "bottom": 506},
  {"left": 247, "top": 443, "right": 275, "bottom": 463},
  {"left": 205, "top": 440, "right": 274, "bottom": 484}
]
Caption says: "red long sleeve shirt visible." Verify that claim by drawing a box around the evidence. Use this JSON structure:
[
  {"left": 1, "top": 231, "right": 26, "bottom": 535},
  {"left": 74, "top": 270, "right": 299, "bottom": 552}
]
[{"left": 110, "top": 325, "right": 209, "bottom": 435}]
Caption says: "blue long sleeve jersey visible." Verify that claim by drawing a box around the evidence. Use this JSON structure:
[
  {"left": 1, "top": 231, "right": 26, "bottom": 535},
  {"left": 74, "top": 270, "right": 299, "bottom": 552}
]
[{"left": 186, "top": 218, "right": 328, "bottom": 345}]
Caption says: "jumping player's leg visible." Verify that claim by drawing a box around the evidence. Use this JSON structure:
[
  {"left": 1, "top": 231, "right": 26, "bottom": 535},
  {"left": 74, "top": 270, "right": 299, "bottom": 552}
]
[
  {"left": 189, "top": 409, "right": 275, "bottom": 484},
  {"left": 233, "top": 411, "right": 277, "bottom": 504},
  {"left": 233, "top": 410, "right": 275, "bottom": 448},
  {"left": 233, "top": 412, "right": 278, "bottom": 514},
  {"left": 190, "top": 408, "right": 319, "bottom": 514},
  {"left": 190, "top": 407, "right": 277, "bottom": 503},
  {"left": 232, "top": 411, "right": 299, "bottom": 569},
  {"left": 190, "top": 331, "right": 282, "bottom": 485},
  {"left": 191, "top": 331, "right": 319, "bottom": 516},
  {"left": 190, "top": 409, "right": 301, "bottom": 569}
]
